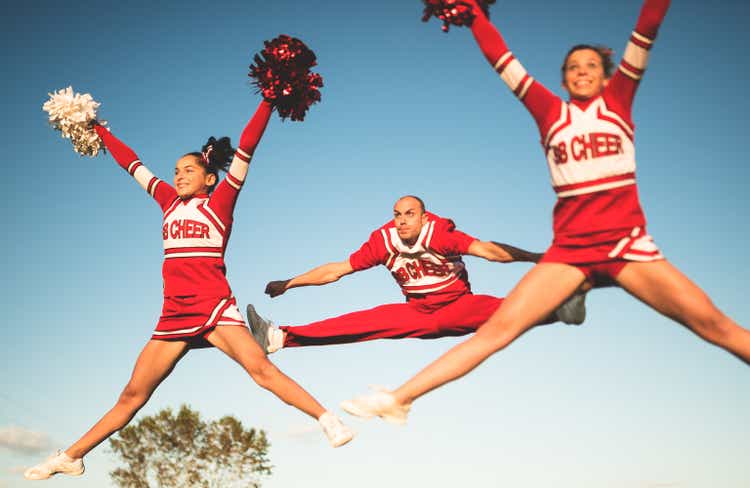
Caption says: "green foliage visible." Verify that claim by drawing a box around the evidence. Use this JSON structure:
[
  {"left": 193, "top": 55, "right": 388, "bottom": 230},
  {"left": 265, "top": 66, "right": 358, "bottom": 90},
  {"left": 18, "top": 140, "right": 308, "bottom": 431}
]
[{"left": 108, "top": 405, "right": 271, "bottom": 488}]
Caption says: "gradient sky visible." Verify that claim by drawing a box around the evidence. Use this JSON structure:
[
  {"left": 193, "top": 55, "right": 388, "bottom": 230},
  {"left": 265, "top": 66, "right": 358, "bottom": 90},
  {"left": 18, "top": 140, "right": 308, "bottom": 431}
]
[{"left": 2, "top": 1, "right": 749, "bottom": 487}]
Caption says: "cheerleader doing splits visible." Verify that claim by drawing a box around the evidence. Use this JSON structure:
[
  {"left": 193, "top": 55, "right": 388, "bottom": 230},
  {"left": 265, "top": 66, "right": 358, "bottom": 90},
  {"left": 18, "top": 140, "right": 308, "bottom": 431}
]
[
  {"left": 342, "top": 0, "right": 750, "bottom": 423},
  {"left": 25, "top": 101, "right": 352, "bottom": 480},
  {"left": 248, "top": 195, "right": 585, "bottom": 355}
]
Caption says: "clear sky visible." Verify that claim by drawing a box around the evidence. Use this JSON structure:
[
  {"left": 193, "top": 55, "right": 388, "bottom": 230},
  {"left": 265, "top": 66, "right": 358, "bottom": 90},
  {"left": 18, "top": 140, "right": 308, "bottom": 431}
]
[{"left": 2, "top": 0, "right": 748, "bottom": 487}]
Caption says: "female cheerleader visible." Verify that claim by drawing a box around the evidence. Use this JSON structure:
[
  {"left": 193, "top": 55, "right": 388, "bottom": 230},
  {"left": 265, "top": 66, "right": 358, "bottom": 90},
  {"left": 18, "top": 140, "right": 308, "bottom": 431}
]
[
  {"left": 25, "top": 100, "right": 352, "bottom": 480},
  {"left": 341, "top": 0, "right": 750, "bottom": 423}
]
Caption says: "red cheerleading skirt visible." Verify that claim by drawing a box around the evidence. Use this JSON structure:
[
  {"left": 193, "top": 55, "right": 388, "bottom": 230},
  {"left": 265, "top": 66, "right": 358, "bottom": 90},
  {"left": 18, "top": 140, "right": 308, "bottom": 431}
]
[
  {"left": 152, "top": 295, "right": 246, "bottom": 347},
  {"left": 541, "top": 226, "right": 664, "bottom": 287}
]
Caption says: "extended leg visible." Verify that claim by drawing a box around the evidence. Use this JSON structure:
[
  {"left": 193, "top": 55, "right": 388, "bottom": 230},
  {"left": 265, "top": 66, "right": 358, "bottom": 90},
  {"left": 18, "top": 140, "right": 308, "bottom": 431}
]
[
  {"left": 205, "top": 326, "right": 353, "bottom": 447},
  {"left": 342, "top": 263, "right": 586, "bottom": 422},
  {"left": 68, "top": 340, "right": 188, "bottom": 458},
  {"left": 616, "top": 260, "right": 750, "bottom": 365},
  {"left": 25, "top": 340, "right": 189, "bottom": 480}
]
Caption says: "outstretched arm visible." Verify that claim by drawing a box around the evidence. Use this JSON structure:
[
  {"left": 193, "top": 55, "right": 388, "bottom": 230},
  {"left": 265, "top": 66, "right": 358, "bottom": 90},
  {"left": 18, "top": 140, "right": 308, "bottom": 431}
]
[
  {"left": 622, "top": 0, "right": 671, "bottom": 81},
  {"left": 607, "top": 0, "right": 671, "bottom": 113},
  {"left": 209, "top": 101, "right": 273, "bottom": 218},
  {"left": 230, "top": 101, "right": 273, "bottom": 181},
  {"left": 467, "top": 240, "right": 543, "bottom": 263},
  {"left": 93, "top": 124, "right": 176, "bottom": 209},
  {"left": 462, "top": 0, "right": 560, "bottom": 132},
  {"left": 265, "top": 260, "right": 355, "bottom": 298}
]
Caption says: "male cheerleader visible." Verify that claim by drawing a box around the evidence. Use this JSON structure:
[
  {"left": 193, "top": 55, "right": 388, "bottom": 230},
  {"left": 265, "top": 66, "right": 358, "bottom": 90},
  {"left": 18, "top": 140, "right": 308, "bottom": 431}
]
[{"left": 247, "top": 195, "right": 587, "bottom": 353}]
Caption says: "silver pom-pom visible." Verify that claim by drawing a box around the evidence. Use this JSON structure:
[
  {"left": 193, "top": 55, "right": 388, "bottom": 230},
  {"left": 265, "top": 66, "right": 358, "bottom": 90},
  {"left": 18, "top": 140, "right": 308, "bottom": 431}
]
[{"left": 42, "top": 86, "right": 107, "bottom": 157}]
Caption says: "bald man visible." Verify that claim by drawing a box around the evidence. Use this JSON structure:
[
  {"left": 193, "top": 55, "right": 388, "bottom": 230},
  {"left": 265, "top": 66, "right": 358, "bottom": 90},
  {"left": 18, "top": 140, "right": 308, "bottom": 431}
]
[{"left": 247, "top": 195, "right": 586, "bottom": 353}]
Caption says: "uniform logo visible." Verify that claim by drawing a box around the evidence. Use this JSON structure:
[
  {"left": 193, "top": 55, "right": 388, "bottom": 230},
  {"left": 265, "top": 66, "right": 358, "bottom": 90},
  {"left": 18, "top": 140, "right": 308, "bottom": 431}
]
[
  {"left": 550, "top": 132, "right": 624, "bottom": 165},
  {"left": 391, "top": 258, "right": 454, "bottom": 285},
  {"left": 163, "top": 219, "right": 211, "bottom": 240}
]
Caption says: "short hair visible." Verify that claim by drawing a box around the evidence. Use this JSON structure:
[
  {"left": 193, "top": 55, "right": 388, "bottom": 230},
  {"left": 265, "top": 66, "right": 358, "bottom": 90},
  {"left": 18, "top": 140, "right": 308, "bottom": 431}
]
[{"left": 397, "top": 195, "right": 426, "bottom": 213}]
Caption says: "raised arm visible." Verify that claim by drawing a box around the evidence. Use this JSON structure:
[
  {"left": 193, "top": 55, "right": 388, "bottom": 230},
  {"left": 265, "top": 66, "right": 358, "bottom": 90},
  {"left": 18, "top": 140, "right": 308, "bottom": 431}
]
[
  {"left": 94, "top": 124, "right": 177, "bottom": 210},
  {"left": 265, "top": 260, "right": 355, "bottom": 298},
  {"left": 606, "top": 0, "right": 671, "bottom": 114},
  {"left": 208, "top": 101, "right": 273, "bottom": 218},
  {"left": 463, "top": 0, "right": 560, "bottom": 129},
  {"left": 467, "top": 240, "right": 543, "bottom": 263}
]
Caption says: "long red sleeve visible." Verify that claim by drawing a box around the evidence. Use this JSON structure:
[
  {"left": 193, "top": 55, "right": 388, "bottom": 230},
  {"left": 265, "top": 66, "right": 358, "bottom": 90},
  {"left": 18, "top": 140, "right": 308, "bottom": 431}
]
[
  {"left": 236, "top": 101, "right": 272, "bottom": 159},
  {"left": 208, "top": 101, "right": 273, "bottom": 222},
  {"left": 604, "top": 0, "right": 671, "bottom": 118},
  {"left": 635, "top": 0, "right": 670, "bottom": 39},
  {"left": 462, "top": 1, "right": 562, "bottom": 137},
  {"left": 94, "top": 124, "right": 177, "bottom": 207},
  {"left": 467, "top": 1, "right": 510, "bottom": 66},
  {"left": 94, "top": 124, "right": 139, "bottom": 172}
]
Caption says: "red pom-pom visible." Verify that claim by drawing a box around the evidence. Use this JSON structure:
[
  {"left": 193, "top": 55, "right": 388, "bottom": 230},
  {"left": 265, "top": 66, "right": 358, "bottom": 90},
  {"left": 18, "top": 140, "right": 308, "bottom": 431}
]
[
  {"left": 421, "top": 0, "right": 494, "bottom": 32},
  {"left": 249, "top": 35, "right": 323, "bottom": 122}
]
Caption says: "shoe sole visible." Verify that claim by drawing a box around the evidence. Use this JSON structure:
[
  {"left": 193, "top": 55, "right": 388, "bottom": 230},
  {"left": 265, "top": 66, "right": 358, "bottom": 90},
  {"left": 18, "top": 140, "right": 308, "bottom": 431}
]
[
  {"left": 340, "top": 400, "right": 408, "bottom": 425},
  {"left": 25, "top": 467, "right": 84, "bottom": 480},
  {"left": 330, "top": 432, "right": 354, "bottom": 448},
  {"left": 558, "top": 294, "right": 586, "bottom": 325},
  {"left": 340, "top": 400, "right": 376, "bottom": 419}
]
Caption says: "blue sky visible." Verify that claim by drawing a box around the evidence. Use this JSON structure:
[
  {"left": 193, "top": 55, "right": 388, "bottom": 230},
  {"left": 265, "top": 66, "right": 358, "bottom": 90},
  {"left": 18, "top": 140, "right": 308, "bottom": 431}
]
[{"left": 2, "top": 0, "right": 748, "bottom": 487}]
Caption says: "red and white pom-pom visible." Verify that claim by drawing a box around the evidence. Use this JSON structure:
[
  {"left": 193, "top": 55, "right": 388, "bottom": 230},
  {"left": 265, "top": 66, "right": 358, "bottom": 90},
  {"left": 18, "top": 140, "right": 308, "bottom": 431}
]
[
  {"left": 248, "top": 35, "right": 323, "bottom": 122},
  {"left": 42, "top": 86, "right": 107, "bottom": 157},
  {"left": 421, "top": 0, "right": 495, "bottom": 32}
]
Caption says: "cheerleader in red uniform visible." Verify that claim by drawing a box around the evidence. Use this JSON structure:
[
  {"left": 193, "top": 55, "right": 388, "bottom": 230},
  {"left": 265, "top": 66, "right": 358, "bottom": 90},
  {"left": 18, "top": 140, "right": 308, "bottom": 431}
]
[
  {"left": 26, "top": 99, "right": 352, "bottom": 480},
  {"left": 342, "top": 0, "right": 750, "bottom": 423},
  {"left": 249, "top": 195, "right": 585, "bottom": 354}
]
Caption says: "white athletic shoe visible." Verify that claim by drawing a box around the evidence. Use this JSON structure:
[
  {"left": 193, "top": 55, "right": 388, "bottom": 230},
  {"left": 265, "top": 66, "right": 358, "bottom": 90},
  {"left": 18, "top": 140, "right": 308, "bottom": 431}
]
[
  {"left": 24, "top": 450, "right": 84, "bottom": 480},
  {"left": 340, "top": 387, "right": 411, "bottom": 425},
  {"left": 555, "top": 292, "right": 587, "bottom": 325},
  {"left": 318, "top": 411, "right": 354, "bottom": 448}
]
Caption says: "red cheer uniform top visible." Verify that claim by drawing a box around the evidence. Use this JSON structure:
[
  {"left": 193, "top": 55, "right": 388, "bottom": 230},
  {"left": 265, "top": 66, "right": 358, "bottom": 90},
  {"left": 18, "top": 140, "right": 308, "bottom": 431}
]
[
  {"left": 349, "top": 212, "right": 478, "bottom": 307},
  {"left": 469, "top": 0, "right": 669, "bottom": 245},
  {"left": 94, "top": 102, "right": 272, "bottom": 297}
]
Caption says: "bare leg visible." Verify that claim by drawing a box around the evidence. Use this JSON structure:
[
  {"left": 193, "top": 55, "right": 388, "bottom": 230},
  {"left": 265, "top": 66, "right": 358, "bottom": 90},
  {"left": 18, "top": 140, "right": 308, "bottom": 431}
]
[
  {"left": 206, "top": 326, "right": 326, "bottom": 418},
  {"left": 616, "top": 260, "right": 750, "bottom": 365},
  {"left": 65, "top": 339, "right": 189, "bottom": 458},
  {"left": 392, "top": 263, "right": 586, "bottom": 405}
]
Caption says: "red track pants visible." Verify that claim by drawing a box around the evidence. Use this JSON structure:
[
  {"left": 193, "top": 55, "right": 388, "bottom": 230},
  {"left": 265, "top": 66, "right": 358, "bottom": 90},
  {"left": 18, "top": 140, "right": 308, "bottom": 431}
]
[{"left": 280, "top": 293, "right": 503, "bottom": 347}]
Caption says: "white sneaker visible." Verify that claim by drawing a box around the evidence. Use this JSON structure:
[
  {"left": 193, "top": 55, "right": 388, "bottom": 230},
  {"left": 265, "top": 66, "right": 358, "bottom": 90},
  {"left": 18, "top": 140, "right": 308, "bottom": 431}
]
[
  {"left": 555, "top": 292, "right": 587, "bottom": 325},
  {"left": 24, "top": 450, "right": 84, "bottom": 480},
  {"left": 266, "top": 326, "right": 285, "bottom": 354},
  {"left": 340, "top": 387, "right": 411, "bottom": 425},
  {"left": 318, "top": 412, "right": 354, "bottom": 448}
]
